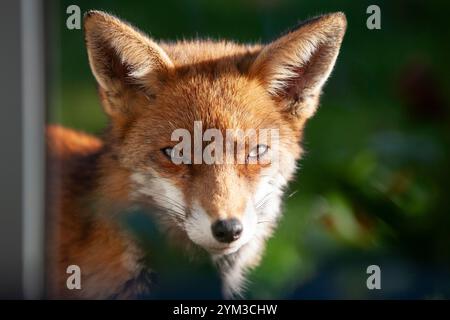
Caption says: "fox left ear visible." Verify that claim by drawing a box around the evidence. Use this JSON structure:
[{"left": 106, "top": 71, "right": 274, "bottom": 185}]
[
  {"left": 83, "top": 10, "right": 173, "bottom": 118},
  {"left": 250, "top": 13, "right": 346, "bottom": 119}
]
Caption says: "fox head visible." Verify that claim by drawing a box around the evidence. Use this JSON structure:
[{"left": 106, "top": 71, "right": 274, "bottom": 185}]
[{"left": 84, "top": 10, "right": 346, "bottom": 297}]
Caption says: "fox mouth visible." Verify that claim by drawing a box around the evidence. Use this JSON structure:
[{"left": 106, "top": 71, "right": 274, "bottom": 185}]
[{"left": 203, "top": 242, "right": 246, "bottom": 256}]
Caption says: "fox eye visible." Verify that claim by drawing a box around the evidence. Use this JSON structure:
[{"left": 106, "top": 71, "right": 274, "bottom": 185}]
[
  {"left": 161, "top": 147, "right": 173, "bottom": 159},
  {"left": 248, "top": 144, "right": 269, "bottom": 159},
  {"left": 161, "top": 147, "right": 190, "bottom": 164}
]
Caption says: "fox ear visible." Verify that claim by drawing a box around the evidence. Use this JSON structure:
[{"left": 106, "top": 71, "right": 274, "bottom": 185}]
[
  {"left": 250, "top": 13, "right": 346, "bottom": 119},
  {"left": 83, "top": 11, "right": 173, "bottom": 117}
]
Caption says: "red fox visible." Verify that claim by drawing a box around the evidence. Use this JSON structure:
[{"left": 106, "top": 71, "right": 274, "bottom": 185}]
[{"left": 46, "top": 10, "right": 346, "bottom": 299}]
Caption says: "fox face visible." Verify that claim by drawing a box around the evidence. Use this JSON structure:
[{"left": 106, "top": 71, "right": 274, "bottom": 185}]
[{"left": 83, "top": 11, "right": 346, "bottom": 297}]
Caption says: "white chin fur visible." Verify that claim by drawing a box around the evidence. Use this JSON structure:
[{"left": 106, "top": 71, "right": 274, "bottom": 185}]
[{"left": 130, "top": 162, "right": 293, "bottom": 299}]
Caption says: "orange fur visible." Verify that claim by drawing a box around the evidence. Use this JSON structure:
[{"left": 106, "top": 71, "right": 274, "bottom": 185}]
[{"left": 47, "top": 10, "right": 346, "bottom": 298}]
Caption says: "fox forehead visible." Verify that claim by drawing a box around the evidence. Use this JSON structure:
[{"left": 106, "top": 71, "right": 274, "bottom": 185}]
[
  {"left": 124, "top": 64, "right": 294, "bottom": 156},
  {"left": 159, "top": 40, "right": 261, "bottom": 68},
  {"left": 112, "top": 41, "right": 302, "bottom": 177},
  {"left": 145, "top": 75, "right": 282, "bottom": 132},
  {"left": 135, "top": 42, "right": 283, "bottom": 132}
]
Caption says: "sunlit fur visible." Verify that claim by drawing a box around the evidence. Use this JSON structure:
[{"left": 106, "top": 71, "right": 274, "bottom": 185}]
[{"left": 46, "top": 10, "right": 346, "bottom": 299}]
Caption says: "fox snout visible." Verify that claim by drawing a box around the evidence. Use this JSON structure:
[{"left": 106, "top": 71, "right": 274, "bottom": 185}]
[
  {"left": 181, "top": 167, "right": 260, "bottom": 254},
  {"left": 185, "top": 200, "right": 257, "bottom": 255},
  {"left": 211, "top": 218, "right": 243, "bottom": 243}
]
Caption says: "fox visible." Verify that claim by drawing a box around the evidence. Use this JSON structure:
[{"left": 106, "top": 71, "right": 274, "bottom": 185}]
[{"left": 46, "top": 10, "right": 346, "bottom": 299}]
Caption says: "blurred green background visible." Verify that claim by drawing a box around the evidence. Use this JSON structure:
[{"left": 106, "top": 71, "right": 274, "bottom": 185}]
[{"left": 49, "top": 0, "right": 450, "bottom": 299}]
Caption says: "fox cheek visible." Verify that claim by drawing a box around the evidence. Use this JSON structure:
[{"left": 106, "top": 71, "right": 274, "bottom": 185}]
[{"left": 129, "top": 170, "right": 187, "bottom": 220}]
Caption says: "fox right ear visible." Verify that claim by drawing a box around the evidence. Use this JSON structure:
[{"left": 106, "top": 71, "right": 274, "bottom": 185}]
[
  {"left": 83, "top": 11, "right": 173, "bottom": 117},
  {"left": 249, "top": 13, "right": 346, "bottom": 119}
]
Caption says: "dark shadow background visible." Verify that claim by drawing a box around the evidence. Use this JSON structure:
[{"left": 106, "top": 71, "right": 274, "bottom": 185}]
[
  {"left": 0, "top": 0, "right": 23, "bottom": 299},
  {"left": 48, "top": 0, "right": 450, "bottom": 299}
]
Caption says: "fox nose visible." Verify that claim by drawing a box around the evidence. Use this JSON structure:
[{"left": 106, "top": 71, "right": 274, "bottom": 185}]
[{"left": 211, "top": 218, "right": 243, "bottom": 243}]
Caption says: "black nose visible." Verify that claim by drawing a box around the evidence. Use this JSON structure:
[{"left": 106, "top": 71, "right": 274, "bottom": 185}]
[{"left": 211, "top": 219, "right": 243, "bottom": 243}]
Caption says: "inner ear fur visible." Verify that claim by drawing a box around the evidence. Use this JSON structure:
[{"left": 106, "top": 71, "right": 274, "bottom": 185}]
[
  {"left": 249, "top": 12, "right": 347, "bottom": 119},
  {"left": 83, "top": 10, "right": 173, "bottom": 117}
]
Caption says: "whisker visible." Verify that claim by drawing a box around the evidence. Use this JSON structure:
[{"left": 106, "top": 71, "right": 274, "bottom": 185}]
[
  {"left": 257, "top": 199, "right": 272, "bottom": 211},
  {"left": 254, "top": 191, "right": 274, "bottom": 209},
  {"left": 150, "top": 195, "right": 187, "bottom": 213},
  {"left": 144, "top": 191, "right": 187, "bottom": 211},
  {"left": 135, "top": 193, "right": 187, "bottom": 227},
  {"left": 288, "top": 190, "right": 299, "bottom": 198}
]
